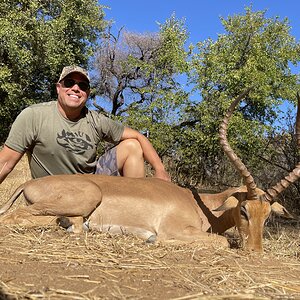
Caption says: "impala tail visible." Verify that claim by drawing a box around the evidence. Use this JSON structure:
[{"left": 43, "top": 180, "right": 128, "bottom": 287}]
[{"left": 0, "top": 184, "right": 25, "bottom": 215}]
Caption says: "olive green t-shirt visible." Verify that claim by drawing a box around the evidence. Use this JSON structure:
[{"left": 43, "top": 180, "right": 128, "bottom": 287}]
[{"left": 5, "top": 101, "right": 124, "bottom": 178}]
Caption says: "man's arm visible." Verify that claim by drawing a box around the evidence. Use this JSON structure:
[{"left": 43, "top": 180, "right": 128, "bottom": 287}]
[
  {"left": 121, "top": 127, "right": 171, "bottom": 181},
  {"left": 0, "top": 146, "right": 24, "bottom": 184}
]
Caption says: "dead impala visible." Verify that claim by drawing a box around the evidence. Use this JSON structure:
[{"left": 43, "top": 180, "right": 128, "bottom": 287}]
[{"left": 0, "top": 89, "right": 298, "bottom": 252}]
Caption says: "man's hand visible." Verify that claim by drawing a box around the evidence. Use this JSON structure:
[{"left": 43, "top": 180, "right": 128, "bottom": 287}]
[{"left": 154, "top": 169, "right": 171, "bottom": 182}]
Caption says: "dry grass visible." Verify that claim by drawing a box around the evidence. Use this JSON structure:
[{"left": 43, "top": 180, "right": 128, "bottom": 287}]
[{"left": 0, "top": 158, "right": 299, "bottom": 300}]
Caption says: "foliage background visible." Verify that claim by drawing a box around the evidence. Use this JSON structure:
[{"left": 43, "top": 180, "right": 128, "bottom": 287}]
[
  {"left": 0, "top": 2, "right": 299, "bottom": 212},
  {"left": 0, "top": 0, "right": 105, "bottom": 141}
]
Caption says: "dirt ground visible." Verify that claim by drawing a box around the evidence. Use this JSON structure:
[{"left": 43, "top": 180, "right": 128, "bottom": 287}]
[
  {"left": 0, "top": 225, "right": 299, "bottom": 300},
  {"left": 0, "top": 158, "right": 299, "bottom": 300}
]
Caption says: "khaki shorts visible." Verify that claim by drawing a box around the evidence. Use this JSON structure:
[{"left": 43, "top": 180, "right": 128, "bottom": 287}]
[{"left": 95, "top": 146, "right": 120, "bottom": 176}]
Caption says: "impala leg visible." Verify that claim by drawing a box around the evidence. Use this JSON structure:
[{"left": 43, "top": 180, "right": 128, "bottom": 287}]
[
  {"left": 158, "top": 225, "right": 229, "bottom": 249},
  {"left": 0, "top": 208, "right": 85, "bottom": 234},
  {"left": 88, "top": 220, "right": 157, "bottom": 241},
  {"left": 57, "top": 216, "right": 84, "bottom": 233},
  {"left": 0, "top": 207, "right": 57, "bottom": 226}
]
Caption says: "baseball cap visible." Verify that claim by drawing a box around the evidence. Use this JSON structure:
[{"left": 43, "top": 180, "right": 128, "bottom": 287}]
[{"left": 58, "top": 66, "right": 90, "bottom": 83}]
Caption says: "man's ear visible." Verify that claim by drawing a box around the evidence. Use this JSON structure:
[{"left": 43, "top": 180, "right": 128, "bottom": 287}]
[{"left": 56, "top": 83, "right": 60, "bottom": 94}]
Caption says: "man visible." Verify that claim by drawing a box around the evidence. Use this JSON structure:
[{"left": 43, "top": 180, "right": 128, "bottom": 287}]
[{"left": 0, "top": 66, "right": 170, "bottom": 184}]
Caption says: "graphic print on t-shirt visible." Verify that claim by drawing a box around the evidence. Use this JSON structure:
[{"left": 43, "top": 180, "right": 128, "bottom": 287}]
[{"left": 57, "top": 129, "right": 93, "bottom": 154}]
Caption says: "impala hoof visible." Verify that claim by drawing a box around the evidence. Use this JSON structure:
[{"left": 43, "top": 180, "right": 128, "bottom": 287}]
[
  {"left": 57, "top": 216, "right": 71, "bottom": 229},
  {"left": 146, "top": 234, "right": 157, "bottom": 244},
  {"left": 66, "top": 226, "right": 74, "bottom": 233},
  {"left": 83, "top": 221, "right": 90, "bottom": 232}
]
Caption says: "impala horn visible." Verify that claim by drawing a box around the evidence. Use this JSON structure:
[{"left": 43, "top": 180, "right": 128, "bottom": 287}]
[
  {"left": 219, "top": 87, "right": 258, "bottom": 199},
  {"left": 263, "top": 92, "right": 300, "bottom": 202}
]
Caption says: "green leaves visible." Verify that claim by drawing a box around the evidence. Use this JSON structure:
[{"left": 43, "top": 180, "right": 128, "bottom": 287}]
[
  {"left": 176, "top": 6, "right": 300, "bottom": 186},
  {"left": 192, "top": 7, "right": 299, "bottom": 102},
  {"left": 0, "top": 0, "right": 105, "bottom": 143}
]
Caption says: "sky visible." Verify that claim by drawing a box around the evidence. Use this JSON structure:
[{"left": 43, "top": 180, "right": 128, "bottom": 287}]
[{"left": 101, "top": 0, "right": 299, "bottom": 46}]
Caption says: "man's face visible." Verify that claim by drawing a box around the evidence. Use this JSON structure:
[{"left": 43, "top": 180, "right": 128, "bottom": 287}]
[{"left": 56, "top": 72, "right": 90, "bottom": 112}]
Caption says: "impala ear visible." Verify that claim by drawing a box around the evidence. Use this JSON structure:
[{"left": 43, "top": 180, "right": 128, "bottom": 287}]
[
  {"left": 271, "top": 202, "right": 294, "bottom": 219},
  {"left": 213, "top": 196, "right": 239, "bottom": 211}
]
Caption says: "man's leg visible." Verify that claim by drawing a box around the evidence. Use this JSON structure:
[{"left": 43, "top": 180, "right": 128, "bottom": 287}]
[
  {"left": 116, "top": 139, "right": 145, "bottom": 177},
  {"left": 95, "top": 139, "right": 145, "bottom": 177}
]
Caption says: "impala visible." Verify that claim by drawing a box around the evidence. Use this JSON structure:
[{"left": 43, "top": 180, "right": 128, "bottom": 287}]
[{"left": 0, "top": 89, "right": 297, "bottom": 252}]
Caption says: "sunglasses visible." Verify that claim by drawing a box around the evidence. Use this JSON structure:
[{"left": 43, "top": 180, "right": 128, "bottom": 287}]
[{"left": 61, "top": 78, "right": 90, "bottom": 92}]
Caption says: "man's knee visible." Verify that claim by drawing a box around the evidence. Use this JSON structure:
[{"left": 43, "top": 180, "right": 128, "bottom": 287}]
[
  {"left": 116, "top": 139, "right": 145, "bottom": 177},
  {"left": 118, "top": 139, "right": 143, "bottom": 156}
]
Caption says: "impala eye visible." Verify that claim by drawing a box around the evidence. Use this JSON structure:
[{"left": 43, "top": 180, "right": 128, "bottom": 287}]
[{"left": 240, "top": 205, "right": 249, "bottom": 220}]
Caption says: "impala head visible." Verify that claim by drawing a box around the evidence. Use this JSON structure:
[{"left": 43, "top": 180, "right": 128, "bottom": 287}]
[
  {"left": 219, "top": 89, "right": 298, "bottom": 252},
  {"left": 236, "top": 198, "right": 271, "bottom": 251}
]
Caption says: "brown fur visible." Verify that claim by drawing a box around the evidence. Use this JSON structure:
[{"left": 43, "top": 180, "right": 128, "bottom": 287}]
[{"left": 0, "top": 175, "right": 290, "bottom": 251}]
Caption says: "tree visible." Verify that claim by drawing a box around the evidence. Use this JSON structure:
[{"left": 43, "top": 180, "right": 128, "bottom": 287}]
[
  {"left": 0, "top": 0, "right": 106, "bottom": 143},
  {"left": 176, "top": 7, "right": 300, "bottom": 187},
  {"left": 92, "top": 14, "right": 190, "bottom": 157}
]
